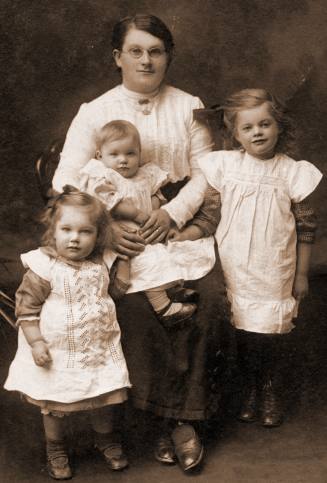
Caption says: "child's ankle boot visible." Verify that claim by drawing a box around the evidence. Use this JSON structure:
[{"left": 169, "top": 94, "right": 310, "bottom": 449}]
[
  {"left": 46, "top": 439, "right": 72, "bottom": 480},
  {"left": 259, "top": 334, "right": 284, "bottom": 427},
  {"left": 95, "top": 431, "right": 128, "bottom": 471},
  {"left": 167, "top": 286, "right": 199, "bottom": 304},
  {"left": 260, "top": 378, "right": 283, "bottom": 427},
  {"left": 158, "top": 302, "right": 197, "bottom": 329},
  {"left": 238, "top": 384, "right": 258, "bottom": 422}
]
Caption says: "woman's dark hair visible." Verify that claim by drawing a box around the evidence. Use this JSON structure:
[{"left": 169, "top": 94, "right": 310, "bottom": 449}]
[
  {"left": 112, "top": 14, "right": 175, "bottom": 63},
  {"left": 221, "top": 88, "right": 297, "bottom": 156},
  {"left": 40, "top": 187, "right": 110, "bottom": 256}
]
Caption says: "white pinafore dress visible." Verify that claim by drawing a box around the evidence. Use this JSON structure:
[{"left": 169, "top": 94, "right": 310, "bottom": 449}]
[
  {"left": 4, "top": 249, "right": 131, "bottom": 404},
  {"left": 199, "top": 151, "right": 322, "bottom": 334}
]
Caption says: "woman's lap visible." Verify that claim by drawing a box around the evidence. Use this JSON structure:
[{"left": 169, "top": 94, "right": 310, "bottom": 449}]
[{"left": 116, "top": 252, "right": 231, "bottom": 421}]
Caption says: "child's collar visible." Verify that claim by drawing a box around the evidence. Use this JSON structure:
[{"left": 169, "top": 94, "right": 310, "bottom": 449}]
[{"left": 40, "top": 246, "right": 102, "bottom": 266}]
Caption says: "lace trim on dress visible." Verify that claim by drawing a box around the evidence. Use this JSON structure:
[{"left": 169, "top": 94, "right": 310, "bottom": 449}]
[{"left": 120, "top": 84, "right": 161, "bottom": 115}]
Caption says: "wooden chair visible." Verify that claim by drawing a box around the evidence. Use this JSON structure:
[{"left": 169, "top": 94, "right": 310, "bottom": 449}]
[
  {"left": 1, "top": 139, "right": 64, "bottom": 331},
  {"left": 0, "top": 286, "right": 15, "bottom": 330},
  {"left": 35, "top": 139, "right": 64, "bottom": 202}
]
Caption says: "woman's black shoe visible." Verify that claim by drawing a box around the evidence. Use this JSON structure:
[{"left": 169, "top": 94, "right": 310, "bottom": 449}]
[{"left": 171, "top": 424, "right": 204, "bottom": 472}]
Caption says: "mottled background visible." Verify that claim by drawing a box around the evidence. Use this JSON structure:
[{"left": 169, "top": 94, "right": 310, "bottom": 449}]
[
  {"left": 1, "top": 2, "right": 327, "bottom": 481},
  {"left": 1, "top": 0, "right": 326, "bottom": 289}
]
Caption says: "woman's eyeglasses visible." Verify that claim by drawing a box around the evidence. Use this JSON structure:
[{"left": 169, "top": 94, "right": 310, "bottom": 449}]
[{"left": 121, "top": 47, "right": 166, "bottom": 59}]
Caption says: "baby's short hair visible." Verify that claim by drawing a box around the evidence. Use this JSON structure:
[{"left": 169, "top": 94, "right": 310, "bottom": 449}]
[{"left": 97, "top": 120, "right": 141, "bottom": 150}]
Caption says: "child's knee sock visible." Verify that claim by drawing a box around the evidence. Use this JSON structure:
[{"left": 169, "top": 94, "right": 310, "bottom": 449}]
[
  {"left": 145, "top": 285, "right": 182, "bottom": 316},
  {"left": 43, "top": 414, "right": 69, "bottom": 464},
  {"left": 91, "top": 406, "right": 128, "bottom": 469},
  {"left": 92, "top": 410, "right": 121, "bottom": 449},
  {"left": 43, "top": 413, "right": 66, "bottom": 442},
  {"left": 91, "top": 406, "right": 116, "bottom": 435}
]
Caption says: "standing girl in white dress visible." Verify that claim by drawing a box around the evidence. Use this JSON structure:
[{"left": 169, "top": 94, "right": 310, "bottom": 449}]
[
  {"left": 4, "top": 189, "right": 131, "bottom": 480},
  {"left": 79, "top": 119, "right": 216, "bottom": 329},
  {"left": 199, "top": 88, "right": 322, "bottom": 427}
]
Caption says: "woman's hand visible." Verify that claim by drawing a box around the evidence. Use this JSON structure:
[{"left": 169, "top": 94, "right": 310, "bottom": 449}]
[
  {"left": 139, "top": 209, "right": 171, "bottom": 244},
  {"left": 107, "top": 220, "right": 146, "bottom": 258},
  {"left": 31, "top": 340, "right": 52, "bottom": 367},
  {"left": 292, "top": 273, "right": 309, "bottom": 301}
]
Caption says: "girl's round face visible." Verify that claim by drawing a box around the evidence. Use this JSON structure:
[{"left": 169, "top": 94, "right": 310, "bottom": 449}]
[
  {"left": 113, "top": 28, "right": 168, "bottom": 94},
  {"left": 97, "top": 135, "right": 140, "bottom": 178},
  {"left": 234, "top": 102, "right": 279, "bottom": 160},
  {"left": 54, "top": 205, "right": 98, "bottom": 261}
]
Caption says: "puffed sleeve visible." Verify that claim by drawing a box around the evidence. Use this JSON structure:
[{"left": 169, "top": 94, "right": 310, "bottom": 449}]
[
  {"left": 21, "top": 248, "right": 52, "bottom": 281},
  {"left": 142, "top": 163, "right": 169, "bottom": 195},
  {"left": 198, "top": 151, "right": 225, "bottom": 192},
  {"left": 53, "top": 103, "right": 98, "bottom": 192},
  {"left": 163, "top": 97, "right": 214, "bottom": 228},
  {"left": 15, "top": 270, "right": 51, "bottom": 325},
  {"left": 288, "top": 160, "right": 322, "bottom": 203},
  {"left": 80, "top": 160, "right": 123, "bottom": 211}
]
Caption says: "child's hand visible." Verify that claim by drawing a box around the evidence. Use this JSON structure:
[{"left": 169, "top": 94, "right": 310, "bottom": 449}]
[
  {"left": 168, "top": 225, "right": 204, "bottom": 242},
  {"left": 31, "top": 340, "right": 52, "bottom": 367},
  {"left": 94, "top": 181, "right": 116, "bottom": 195},
  {"left": 292, "top": 273, "right": 309, "bottom": 301},
  {"left": 134, "top": 211, "right": 150, "bottom": 226},
  {"left": 167, "top": 227, "right": 184, "bottom": 241}
]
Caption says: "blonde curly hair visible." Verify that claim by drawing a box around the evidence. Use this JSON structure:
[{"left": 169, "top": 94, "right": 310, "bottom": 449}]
[
  {"left": 221, "top": 88, "right": 297, "bottom": 157},
  {"left": 40, "top": 186, "right": 110, "bottom": 256}
]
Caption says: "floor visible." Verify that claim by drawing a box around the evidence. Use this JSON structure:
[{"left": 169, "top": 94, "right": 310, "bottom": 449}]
[{"left": 1, "top": 245, "right": 327, "bottom": 482}]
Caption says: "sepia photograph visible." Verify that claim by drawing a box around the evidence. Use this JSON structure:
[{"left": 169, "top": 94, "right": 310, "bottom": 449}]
[{"left": 1, "top": 1, "right": 326, "bottom": 481}]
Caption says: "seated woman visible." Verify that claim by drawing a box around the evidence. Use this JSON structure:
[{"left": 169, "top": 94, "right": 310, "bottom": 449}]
[
  {"left": 52, "top": 13, "right": 230, "bottom": 473},
  {"left": 79, "top": 119, "right": 216, "bottom": 328}
]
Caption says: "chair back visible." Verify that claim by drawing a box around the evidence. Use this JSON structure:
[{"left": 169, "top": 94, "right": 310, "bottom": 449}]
[{"left": 35, "top": 139, "right": 64, "bottom": 202}]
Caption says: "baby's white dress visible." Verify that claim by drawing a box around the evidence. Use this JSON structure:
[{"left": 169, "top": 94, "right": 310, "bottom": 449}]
[
  {"left": 199, "top": 151, "right": 322, "bottom": 334},
  {"left": 4, "top": 248, "right": 131, "bottom": 403},
  {"left": 80, "top": 159, "right": 216, "bottom": 293}
]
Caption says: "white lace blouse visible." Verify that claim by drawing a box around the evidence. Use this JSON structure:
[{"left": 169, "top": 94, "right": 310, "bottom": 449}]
[{"left": 53, "top": 84, "right": 213, "bottom": 228}]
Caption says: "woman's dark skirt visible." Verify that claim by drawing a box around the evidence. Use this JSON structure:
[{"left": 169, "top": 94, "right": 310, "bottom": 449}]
[{"left": 116, "top": 246, "right": 231, "bottom": 421}]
